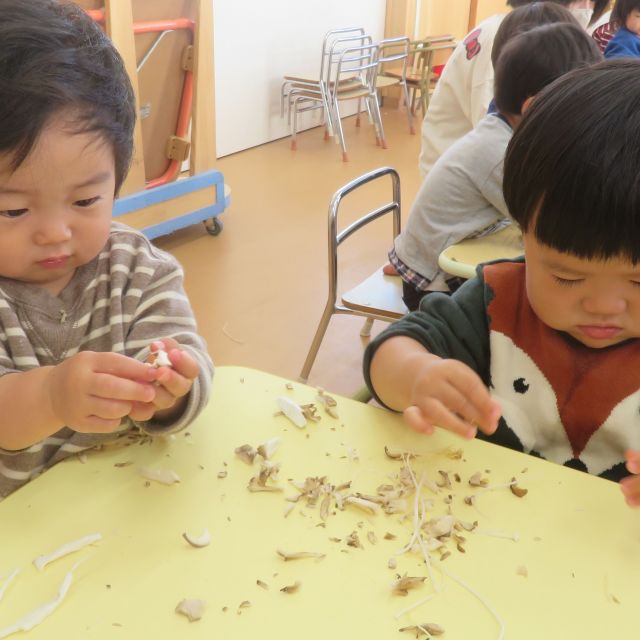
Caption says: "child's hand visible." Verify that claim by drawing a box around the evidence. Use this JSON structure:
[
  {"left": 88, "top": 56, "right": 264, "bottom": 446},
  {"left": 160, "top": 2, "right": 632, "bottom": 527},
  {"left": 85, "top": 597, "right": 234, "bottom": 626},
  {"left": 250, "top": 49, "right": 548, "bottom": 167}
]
[
  {"left": 128, "top": 339, "right": 199, "bottom": 422},
  {"left": 620, "top": 450, "right": 640, "bottom": 507},
  {"left": 403, "top": 357, "right": 501, "bottom": 440},
  {"left": 46, "top": 351, "right": 157, "bottom": 433}
]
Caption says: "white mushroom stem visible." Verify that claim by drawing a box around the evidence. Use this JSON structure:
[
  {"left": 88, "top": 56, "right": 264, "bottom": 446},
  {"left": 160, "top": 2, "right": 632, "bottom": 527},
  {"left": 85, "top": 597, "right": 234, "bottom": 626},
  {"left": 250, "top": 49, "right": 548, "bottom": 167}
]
[
  {"left": 182, "top": 529, "right": 211, "bottom": 548},
  {"left": 276, "top": 397, "right": 307, "bottom": 428},
  {"left": 139, "top": 467, "right": 181, "bottom": 485},
  {"left": 439, "top": 565, "right": 505, "bottom": 640},
  {"left": 473, "top": 528, "right": 520, "bottom": 542},
  {"left": 394, "top": 594, "right": 438, "bottom": 619},
  {"left": 33, "top": 533, "right": 102, "bottom": 571},
  {"left": 0, "top": 569, "right": 20, "bottom": 604},
  {"left": 0, "top": 563, "right": 79, "bottom": 639},
  {"left": 402, "top": 460, "right": 440, "bottom": 592}
]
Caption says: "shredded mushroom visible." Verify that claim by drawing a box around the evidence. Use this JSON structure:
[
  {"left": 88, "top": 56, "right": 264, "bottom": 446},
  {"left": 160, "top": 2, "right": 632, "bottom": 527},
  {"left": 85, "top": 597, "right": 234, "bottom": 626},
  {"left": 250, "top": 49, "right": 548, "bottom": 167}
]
[
  {"left": 33, "top": 533, "right": 102, "bottom": 571},
  {"left": 277, "top": 550, "right": 325, "bottom": 561},
  {"left": 0, "top": 563, "right": 80, "bottom": 639},
  {"left": 182, "top": 529, "right": 211, "bottom": 548},
  {"left": 139, "top": 467, "right": 181, "bottom": 485},
  {"left": 175, "top": 599, "right": 205, "bottom": 622}
]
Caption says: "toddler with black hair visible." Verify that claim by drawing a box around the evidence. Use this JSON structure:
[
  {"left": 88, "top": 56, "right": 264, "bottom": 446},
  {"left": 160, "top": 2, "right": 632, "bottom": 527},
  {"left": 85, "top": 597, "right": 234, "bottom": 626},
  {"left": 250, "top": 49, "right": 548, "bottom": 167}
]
[
  {"left": 0, "top": 0, "right": 213, "bottom": 498},
  {"left": 365, "top": 60, "right": 640, "bottom": 508}
]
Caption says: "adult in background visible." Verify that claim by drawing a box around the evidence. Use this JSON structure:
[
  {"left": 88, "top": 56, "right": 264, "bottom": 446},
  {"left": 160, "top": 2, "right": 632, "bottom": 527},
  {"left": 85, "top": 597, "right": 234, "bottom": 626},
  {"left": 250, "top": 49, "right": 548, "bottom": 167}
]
[{"left": 418, "top": 0, "right": 609, "bottom": 178}]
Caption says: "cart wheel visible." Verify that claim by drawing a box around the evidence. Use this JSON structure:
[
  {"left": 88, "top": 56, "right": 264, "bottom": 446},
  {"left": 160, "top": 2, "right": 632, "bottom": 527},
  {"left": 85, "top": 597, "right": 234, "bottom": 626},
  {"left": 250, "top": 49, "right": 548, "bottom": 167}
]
[{"left": 204, "top": 218, "right": 223, "bottom": 236}]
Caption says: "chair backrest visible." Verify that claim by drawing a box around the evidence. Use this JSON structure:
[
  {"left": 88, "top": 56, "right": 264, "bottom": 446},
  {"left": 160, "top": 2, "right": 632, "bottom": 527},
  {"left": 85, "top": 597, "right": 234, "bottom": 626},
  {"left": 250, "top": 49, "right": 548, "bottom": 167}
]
[
  {"left": 327, "top": 42, "right": 379, "bottom": 99},
  {"left": 410, "top": 37, "right": 456, "bottom": 85},
  {"left": 376, "top": 36, "right": 410, "bottom": 79},
  {"left": 320, "top": 28, "right": 371, "bottom": 85},
  {"left": 328, "top": 166, "right": 401, "bottom": 290}
]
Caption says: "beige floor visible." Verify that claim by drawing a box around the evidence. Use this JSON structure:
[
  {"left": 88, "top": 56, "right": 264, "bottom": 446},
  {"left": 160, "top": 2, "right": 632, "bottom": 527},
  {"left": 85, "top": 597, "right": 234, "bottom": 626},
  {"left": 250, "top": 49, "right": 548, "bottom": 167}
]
[{"left": 155, "top": 107, "right": 422, "bottom": 397}]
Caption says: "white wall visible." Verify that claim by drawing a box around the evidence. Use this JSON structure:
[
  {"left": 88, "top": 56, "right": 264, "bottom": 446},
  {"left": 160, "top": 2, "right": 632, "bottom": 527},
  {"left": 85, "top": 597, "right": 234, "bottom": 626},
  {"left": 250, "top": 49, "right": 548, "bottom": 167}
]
[{"left": 213, "top": 0, "right": 386, "bottom": 157}]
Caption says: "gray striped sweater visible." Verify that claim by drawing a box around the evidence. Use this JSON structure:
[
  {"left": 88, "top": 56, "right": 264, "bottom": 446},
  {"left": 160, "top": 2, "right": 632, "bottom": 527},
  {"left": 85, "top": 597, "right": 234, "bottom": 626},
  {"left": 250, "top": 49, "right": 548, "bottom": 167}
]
[{"left": 0, "top": 222, "right": 214, "bottom": 498}]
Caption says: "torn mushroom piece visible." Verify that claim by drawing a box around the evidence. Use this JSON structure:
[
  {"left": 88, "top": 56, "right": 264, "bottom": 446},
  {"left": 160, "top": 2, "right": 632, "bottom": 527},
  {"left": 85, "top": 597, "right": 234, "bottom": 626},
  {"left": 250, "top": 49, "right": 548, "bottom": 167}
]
[
  {"left": 392, "top": 574, "right": 427, "bottom": 596},
  {"left": 468, "top": 471, "right": 489, "bottom": 487},
  {"left": 0, "top": 563, "right": 79, "bottom": 638},
  {"left": 510, "top": 480, "right": 528, "bottom": 498},
  {"left": 139, "top": 467, "right": 181, "bottom": 485},
  {"left": 280, "top": 581, "right": 301, "bottom": 594},
  {"left": 175, "top": 599, "right": 205, "bottom": 622},
  {"left": 276, "top": 550, "right": 325, "bottom": 561},
  {"left": 399, "top": 623, "right": 445, "bottom": 637},
  {"left": 248, "top": 477, "right": 283, "bottom": 493},
  {"left": 384, "top": 446, "right": 419, "bottom": 461},
  {"left": 316, "top": 388, "right": 339, "bottom": 418},
  {"left": 33, "top": 533, "right": 102, "bottom": 571},
  {"left": 256, "top": 437, "right": 281, "bottom": 460},
  {"left": 182, "top": 529, "right": 211, "bottom": 548},
  {"left": 151, "top": 349, "right": 172, "bottom": 368},
  {"left": 276, "top": 396, "right": 307, "bottom": 428},
  {"left": 234, "top": 444, "right": 258, "bottom": 465}
]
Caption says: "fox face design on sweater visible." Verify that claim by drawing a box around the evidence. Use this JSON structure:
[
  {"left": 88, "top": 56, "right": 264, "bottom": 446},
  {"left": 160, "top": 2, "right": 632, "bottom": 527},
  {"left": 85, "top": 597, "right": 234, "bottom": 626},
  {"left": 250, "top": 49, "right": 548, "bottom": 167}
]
[{"left": 484, "top": 262, "right": 640, "bottom": 477}]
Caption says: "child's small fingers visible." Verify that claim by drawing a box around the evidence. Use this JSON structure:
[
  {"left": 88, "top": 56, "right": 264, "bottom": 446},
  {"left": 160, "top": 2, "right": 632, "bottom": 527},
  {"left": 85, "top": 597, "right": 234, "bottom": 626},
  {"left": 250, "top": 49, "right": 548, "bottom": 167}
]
[
  {"left": 167, "top": 349, "right": 199, "bottom": 379},
  {"left": 128, "top": 401, "right": 157, "bottom": 422},
  {"left": 416, "top": 398, "right": 477, "bottom": 440},
  {"left": 624, "top": 450, "right": 640, "bottom": 474},
  {"left": 404, "top": 405, "right": 435, "bottom": 435},
  {"left": 154, "top": 367, "right": 193, "bottom": 401},
  {"left": 620, "top": 476, "right": 640, "bottom": 507}
]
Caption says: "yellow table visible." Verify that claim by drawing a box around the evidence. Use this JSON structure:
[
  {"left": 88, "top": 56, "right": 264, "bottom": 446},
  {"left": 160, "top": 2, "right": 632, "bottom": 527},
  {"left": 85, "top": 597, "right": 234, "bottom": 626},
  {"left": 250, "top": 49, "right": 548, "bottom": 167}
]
[
  {"left": 438, "top": 225, "right": 524, "bottom": 280},
  {"left": 1, "top": 366, "right": 638, "bottom": 638}
]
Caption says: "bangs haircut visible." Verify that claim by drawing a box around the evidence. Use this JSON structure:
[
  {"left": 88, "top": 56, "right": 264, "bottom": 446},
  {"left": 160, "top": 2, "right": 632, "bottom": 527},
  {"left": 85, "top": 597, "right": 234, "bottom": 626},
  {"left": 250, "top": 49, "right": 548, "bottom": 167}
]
[
  {"left": 612, "top": 0, "right": 640, "bottom": 25},
  {"left": 494, "top": 22, "right": 601, "bottom": 116},
  {"left": 0, "top": 0, "right": 135, "bottom": 193},
  {"left": 503, "top": 60, "right": 640, "bottom": 263},
  {"left": 492, "top": 2, "right": 578, "bottom": 68}
]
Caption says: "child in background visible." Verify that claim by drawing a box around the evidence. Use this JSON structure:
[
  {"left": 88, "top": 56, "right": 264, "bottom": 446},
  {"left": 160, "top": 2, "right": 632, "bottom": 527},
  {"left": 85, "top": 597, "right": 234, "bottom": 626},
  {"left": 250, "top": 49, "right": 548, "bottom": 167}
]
[
  {"left": 418, "top": 0, "right": 605, "bottom": 178},
  {"left": 604, "top": 0, "right": 640, "bottom": 57},
  {"left": 390, "top": 16, "right": 601, "bottom": 311},
  {"left": 0, "top": 0, "right": 214, "bottom": 498},
  {"left": 365, "top": 60, "right": 640, "bottom": 508}
]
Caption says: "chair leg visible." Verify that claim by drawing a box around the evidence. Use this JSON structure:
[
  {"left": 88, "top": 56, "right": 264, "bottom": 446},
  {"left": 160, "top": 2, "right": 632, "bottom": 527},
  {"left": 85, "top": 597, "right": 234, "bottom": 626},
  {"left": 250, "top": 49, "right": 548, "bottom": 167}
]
[
  {"left": 402, "top": 81, "right": 415, "bottom": 134},
  {"left": 300, "top": 304, "right": 336, "bottom": 382},
  {"left": 291, "top": 98, "right": 300, "bottom": 151},
  {"left": 360, "top": 317, "right": 374, "bottom": 337},
  {"left": 356, "top": 98, "right": 361, "bottom": 127},
  {"left": 332, "top": 100, "right": 348, "bottom": 161},
  {"left": 370, "top": 94, "right": 387, "bottom": 149}
]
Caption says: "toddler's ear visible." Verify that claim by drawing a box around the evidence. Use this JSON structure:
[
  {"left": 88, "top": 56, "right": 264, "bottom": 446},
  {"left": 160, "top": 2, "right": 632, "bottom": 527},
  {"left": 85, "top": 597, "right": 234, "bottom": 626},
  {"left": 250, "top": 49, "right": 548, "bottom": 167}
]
[{"left": 521, "top": 95, "right": 535, "bottom": 115}]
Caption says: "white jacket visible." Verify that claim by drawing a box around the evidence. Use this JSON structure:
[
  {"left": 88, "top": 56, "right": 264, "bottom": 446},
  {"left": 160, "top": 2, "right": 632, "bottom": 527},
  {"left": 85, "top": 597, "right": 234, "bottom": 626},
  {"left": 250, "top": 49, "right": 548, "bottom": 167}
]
[{"left": 418, "top": 14, "right": 505, "bottom": 178}]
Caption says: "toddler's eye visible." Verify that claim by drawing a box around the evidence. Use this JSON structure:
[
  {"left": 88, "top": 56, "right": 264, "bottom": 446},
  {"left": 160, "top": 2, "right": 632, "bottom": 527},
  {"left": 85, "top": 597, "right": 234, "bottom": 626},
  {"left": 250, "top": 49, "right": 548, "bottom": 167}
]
[
  {"left": 552, "top": 275, "right": 583, "bottom": 287},
  {"left": 0, "top": 208, "right": 28, "bottom": 219},
  {"left": 74, "top": 196, "right": 101, "bottom": 208}
]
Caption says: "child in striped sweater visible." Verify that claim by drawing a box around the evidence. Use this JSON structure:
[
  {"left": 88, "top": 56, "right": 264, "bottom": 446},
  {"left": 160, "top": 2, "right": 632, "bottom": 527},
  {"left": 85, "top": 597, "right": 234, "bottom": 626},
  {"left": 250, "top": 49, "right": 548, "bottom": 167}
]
[{"left": 0, "top": 0, "right": 214, "bottom": 498}]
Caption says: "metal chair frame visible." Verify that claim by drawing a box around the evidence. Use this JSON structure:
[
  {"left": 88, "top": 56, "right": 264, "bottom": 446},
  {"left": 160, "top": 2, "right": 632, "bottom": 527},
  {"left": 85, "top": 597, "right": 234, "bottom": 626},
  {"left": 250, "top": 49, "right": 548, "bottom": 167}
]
[
  {"left": 325, "top": 41, "right": 384, "bottom": 161},
  {"left": 281, "top": 27, "right": 368, "bottom": 138},
  {"left": 374, "top": 36, "right": 413, "bottom": 134},
  {"left": 288, "top": 33, "right": 374, "bottom": 154},
  {"left": 300, "top": 166, "right": 401, "bottom": 382}
]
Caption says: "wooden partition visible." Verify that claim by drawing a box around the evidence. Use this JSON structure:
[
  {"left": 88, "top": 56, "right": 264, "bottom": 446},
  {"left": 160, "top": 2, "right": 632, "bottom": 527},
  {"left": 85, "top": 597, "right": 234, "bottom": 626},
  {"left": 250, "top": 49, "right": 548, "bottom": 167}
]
[
  {"left": 385, "top": 0, "right": 510, "bottom": 41},
  {"left": 68, "top": 0, "right": 228, "bottom": 239}
]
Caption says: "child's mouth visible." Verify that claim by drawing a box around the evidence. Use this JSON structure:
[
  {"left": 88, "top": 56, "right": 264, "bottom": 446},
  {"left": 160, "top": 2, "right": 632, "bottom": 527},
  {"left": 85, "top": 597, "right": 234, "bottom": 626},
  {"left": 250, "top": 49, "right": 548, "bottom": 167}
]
[
  {"left": 38, "top": 256, "right": 69, "bottom": 269},
  {"left": 577, "top": 325, "right": 623, "bottom": 340}
]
